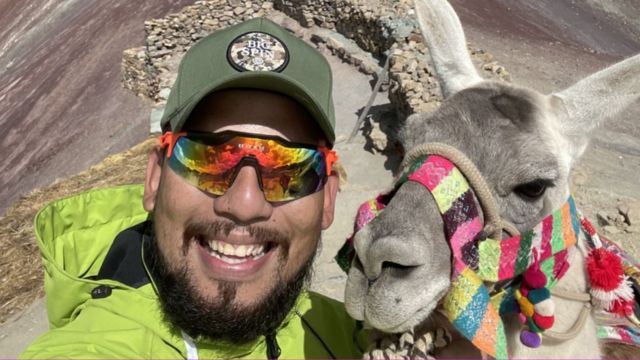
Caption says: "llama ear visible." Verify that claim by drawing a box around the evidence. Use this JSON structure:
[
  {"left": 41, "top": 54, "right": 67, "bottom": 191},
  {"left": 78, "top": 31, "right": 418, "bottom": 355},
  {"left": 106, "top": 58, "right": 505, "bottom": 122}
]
[
  {"left": 551, "top": 54, "right": 640, "bottom": 149},
  {"left": 491, "top": 93, "right": 535, "bottom": 126},
  {"left": 414, "top": 0, "right": 483, "bottom": 98}
]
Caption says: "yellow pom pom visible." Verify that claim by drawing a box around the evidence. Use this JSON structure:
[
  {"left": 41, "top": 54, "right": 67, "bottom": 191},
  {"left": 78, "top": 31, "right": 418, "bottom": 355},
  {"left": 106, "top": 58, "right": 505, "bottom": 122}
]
[{"left": 516, "top": 289, "right": 535, "bottom": 317}]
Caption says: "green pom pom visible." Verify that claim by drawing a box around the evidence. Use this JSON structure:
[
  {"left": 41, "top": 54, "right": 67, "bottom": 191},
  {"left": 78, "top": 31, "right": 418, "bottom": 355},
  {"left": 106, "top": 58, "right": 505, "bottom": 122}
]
[{"left": 527, "top": 317, "right": 542, "bottom": 333}]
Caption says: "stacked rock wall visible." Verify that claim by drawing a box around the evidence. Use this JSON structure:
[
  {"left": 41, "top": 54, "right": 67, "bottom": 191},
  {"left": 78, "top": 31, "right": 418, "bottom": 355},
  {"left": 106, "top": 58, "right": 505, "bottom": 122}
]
[
  {"left": 123, "top": 0, "right": 274, "bottom": 101},
  {"left": 273, "top": 0, "right": 338, "bottom": 29},
  {"left": 121, "top": 47, "right": 152, "bottom": 99},
  {"left": 276, "top": 0, "right": 510, "bottom": 118},
  {"left": 121, "top": 0, "right": 510, "bottom": 122}
]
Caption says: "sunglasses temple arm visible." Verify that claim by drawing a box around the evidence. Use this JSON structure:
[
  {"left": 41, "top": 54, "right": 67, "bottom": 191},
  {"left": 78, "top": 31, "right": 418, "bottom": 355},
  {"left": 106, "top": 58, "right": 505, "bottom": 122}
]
[
  {"left": 319, "top": 147, "right": 338, "bottom": 176},
  {"left": 159, "top": 132, "right": 187, "bottom": 158}
]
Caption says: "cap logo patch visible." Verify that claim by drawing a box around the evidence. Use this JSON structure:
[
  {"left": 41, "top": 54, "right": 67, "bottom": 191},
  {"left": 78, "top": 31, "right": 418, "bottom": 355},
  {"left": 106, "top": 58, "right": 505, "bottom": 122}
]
[{"left": 227, "top": 32, "right": 289, "bottom": 72}]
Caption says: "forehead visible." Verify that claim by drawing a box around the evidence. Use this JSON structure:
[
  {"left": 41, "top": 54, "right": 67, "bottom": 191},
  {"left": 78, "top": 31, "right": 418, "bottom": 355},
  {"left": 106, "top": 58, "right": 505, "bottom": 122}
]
[{"left": 184, "top": 89, "right": 322, "bottom": 144}]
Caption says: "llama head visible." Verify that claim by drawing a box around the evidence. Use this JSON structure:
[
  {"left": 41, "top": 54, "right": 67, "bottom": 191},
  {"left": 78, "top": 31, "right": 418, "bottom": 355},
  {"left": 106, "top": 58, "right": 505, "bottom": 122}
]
[{"left": 344, "top": 0, "right": 640, "bottom": 334}]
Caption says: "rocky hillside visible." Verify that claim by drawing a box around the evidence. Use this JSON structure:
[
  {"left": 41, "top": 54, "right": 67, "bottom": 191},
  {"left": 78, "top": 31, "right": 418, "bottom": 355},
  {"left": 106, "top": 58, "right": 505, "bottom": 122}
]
[
  {"left": 0, "top": 0, "right": 197, "bottom": 214},
  {"left": 2, "top": 0, "right": 638, "bottom": 217}
]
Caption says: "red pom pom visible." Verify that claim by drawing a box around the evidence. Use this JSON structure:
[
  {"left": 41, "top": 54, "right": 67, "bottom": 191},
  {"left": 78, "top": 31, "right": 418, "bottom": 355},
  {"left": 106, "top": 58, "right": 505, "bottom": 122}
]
[
  {"left": 586, "top": 248, "right": 624, "bottom": 291},
  {"left": 533, "top": 313, "right": 554, "bottom": 330},
  {"left": 524, "top": 264, "right": 547, "bottom": 289},
  {"left": 609, "top": 299, "right": 635, "bottom": 317}
]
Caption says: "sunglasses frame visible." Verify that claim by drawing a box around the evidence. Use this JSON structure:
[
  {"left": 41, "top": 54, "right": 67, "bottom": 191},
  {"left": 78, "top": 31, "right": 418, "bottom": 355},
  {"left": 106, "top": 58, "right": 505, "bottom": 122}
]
[{"left": 159, "top": 130, "right": 338, "bottom": 177}]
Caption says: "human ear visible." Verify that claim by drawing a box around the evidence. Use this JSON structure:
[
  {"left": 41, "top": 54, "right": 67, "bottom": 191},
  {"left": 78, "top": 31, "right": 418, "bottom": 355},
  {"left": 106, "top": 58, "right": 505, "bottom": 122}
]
[
  {"left": 143, "top": 145, "right": 164, "bottom": 212},
  {"left": 321, "top": 172, "right": 339, "bottom": 229}
]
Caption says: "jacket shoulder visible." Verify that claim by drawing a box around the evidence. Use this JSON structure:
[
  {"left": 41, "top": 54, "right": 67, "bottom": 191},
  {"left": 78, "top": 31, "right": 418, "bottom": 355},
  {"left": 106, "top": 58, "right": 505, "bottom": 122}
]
[
  {"left": 20, "top": 294, "right": 181, "bottom": 359},
  {"left": 294, "top": 291, "right": 365, "bottom": 358}
]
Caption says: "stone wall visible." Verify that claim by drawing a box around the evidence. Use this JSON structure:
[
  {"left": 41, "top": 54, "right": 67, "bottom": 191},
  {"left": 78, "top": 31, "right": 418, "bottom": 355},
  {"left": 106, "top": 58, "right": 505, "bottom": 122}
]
[
  {"left": 122, "top": 0, "right": 274, "bottom": 101},
  {"left": 273, "top": 0, "right": 338, "bottom": 29},
  {"left": 274, "top": 0, "right": 508, "bottom": 118},
  {"left": 121, "top": 0, "right": 510, "bottom": 123},
  {"left": 273, "top": 0, "right": 414, "bottom": 56},
  {"left": 121, "top": 47, "right": 151, "bottom": 99}
]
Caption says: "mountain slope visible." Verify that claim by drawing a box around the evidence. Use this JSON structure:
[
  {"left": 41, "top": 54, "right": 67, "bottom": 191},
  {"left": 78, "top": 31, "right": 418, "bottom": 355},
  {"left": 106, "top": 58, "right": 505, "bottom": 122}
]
[{"left": 0, "top": 0, "right": 195, "bottom": 213}]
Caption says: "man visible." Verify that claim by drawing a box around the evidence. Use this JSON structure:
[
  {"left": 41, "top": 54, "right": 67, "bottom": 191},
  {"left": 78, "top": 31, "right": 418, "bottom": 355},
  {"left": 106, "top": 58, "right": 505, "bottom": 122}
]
[{"left": 22, "top": 18, "right": 363, "bottom": 359}]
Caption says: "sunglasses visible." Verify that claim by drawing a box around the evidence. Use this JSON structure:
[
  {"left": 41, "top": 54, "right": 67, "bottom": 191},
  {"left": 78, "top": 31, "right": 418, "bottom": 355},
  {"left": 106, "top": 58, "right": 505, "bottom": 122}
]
[{"left": 159, "top": 130, "right": 337, "bottom": 202}]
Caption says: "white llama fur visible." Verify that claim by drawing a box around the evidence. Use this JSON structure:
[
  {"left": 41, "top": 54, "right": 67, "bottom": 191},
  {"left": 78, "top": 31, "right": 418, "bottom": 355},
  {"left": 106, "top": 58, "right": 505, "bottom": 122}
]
[{"left": 344, "top": 0, "right": 640, "bottom": 357}]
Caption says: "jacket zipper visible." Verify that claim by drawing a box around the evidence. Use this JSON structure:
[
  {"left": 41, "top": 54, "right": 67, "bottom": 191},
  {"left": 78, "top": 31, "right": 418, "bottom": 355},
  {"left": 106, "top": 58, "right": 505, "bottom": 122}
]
[{"left": 266, "top": 332, "right": 281, "bottom": 359}]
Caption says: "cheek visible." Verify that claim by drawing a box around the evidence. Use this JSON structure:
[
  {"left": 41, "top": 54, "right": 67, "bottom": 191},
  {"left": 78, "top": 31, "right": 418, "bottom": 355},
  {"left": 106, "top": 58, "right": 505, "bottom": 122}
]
[
  {"left": 278, "top": 193, "right": 324, "bottom": 267},
  {"left": 158, "top": 166, "right": 214, "bottom": 216},
  {"left": 153, "top": 171, "right": 211, "bottom": 262},
  {"left": 500, "top": 193, "right": 546, "bottom": 230}
]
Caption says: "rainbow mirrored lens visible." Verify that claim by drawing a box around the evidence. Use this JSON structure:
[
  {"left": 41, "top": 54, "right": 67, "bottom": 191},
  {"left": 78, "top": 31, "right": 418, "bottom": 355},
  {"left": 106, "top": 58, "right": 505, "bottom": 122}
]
[{"left": 166, "top": 132, "right": 330, "bottom": 202}]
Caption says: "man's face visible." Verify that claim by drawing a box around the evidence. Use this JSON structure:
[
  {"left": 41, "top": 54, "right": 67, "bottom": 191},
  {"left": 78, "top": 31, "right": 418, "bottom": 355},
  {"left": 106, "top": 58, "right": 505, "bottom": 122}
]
[{"left": 143, "top": 89, "right": 339, "bottom": 341}]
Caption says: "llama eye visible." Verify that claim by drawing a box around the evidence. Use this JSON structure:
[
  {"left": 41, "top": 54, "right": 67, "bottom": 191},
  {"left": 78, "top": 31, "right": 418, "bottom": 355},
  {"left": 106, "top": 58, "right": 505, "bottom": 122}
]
[{"left": 514, "top": 179, "right": 553, "bottom": 199}]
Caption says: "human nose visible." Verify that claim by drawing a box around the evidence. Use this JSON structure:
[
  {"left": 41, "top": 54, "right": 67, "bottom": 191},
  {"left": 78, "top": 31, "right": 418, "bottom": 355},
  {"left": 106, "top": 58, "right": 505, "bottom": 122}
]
[{"left": 213, "top": 165, "right": 273, "bottom": 224}]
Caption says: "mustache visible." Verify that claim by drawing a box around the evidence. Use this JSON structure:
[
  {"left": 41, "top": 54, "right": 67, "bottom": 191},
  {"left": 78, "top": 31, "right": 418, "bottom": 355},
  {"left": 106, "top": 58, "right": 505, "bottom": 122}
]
[{"left": 182, "top": 220, "right": 291, "bottom": 254}]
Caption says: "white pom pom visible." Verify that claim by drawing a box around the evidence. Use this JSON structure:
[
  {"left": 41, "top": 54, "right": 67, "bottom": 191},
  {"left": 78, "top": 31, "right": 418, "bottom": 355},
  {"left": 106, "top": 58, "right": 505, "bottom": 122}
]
[{"left": 534, "top": 298, "right": 555, "bottom": 317}]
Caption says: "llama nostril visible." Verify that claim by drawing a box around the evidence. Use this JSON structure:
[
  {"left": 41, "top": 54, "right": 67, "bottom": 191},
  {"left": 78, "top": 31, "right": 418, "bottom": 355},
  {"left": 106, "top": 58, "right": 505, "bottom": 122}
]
[
  {"left": 367, "top": 262, "right": 417, "bottom": 285},
  {"left": 353, "top": 255, "right": 378, "bottom": 284}
]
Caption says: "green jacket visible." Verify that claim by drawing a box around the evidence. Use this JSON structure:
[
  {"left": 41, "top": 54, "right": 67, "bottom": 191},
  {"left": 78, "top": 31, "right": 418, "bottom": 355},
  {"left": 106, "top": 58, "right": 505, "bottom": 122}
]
[{"left": 21, "top": 185, "right": 363, "bottom": 359}]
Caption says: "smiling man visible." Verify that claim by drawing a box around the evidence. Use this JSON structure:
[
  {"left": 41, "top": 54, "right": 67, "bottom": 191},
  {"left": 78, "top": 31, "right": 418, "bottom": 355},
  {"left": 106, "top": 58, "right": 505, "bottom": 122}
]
[{"left": 22, "top": 18, "right": 363, "bottom": 359}]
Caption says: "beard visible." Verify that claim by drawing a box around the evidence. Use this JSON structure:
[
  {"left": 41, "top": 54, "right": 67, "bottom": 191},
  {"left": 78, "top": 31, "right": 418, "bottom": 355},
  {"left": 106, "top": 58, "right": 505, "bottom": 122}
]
[{"left": 143, "top": 220, "right": 318, "bottom": 343}]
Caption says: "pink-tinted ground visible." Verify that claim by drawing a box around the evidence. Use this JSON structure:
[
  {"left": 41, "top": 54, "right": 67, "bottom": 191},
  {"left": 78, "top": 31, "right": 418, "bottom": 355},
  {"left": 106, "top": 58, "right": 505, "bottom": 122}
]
[{"left": 0, "top": 0, "right": 195, "bottom": 214}]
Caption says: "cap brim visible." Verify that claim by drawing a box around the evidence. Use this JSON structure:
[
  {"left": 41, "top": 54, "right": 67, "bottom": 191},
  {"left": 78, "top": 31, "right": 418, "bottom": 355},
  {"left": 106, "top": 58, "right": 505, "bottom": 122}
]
[{"left": 166, "top": 71, "right": 335, "bottom": 145}]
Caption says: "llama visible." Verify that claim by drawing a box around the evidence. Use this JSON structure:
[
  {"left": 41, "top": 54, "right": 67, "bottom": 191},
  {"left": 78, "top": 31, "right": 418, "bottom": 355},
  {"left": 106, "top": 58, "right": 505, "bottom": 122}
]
[{"left": 342, "top": 0, "right": 640, "bottom": 358}]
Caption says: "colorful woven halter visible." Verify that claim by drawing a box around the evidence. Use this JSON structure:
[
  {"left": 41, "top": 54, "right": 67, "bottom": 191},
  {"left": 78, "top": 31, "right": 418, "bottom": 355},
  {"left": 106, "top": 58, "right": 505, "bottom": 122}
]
[{"left": 337, "top": 153, "right": 580, "bottom": 358}]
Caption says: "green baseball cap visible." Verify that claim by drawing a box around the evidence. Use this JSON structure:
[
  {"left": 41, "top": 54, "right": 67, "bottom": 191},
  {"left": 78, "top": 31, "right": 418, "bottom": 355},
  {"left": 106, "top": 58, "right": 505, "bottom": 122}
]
[{"left": 161, "top": 17, "right": 336, "bottom": 145}]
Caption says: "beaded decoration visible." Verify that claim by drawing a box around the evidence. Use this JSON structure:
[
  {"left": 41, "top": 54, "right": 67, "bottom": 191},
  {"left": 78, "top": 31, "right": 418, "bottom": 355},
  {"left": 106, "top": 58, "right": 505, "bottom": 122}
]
[
  {"left": 579, "top": 215, "right": 640, "bottom": 349},
  {"left": 580, "top": 215, "right": 636, "bottom": 318}
]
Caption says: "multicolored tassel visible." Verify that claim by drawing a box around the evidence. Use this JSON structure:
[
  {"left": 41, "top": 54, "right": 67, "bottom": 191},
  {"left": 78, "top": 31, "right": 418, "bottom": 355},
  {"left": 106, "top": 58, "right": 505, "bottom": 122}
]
[
  {"left": 515, "top": 250, "right": 555, "bottom": 348},
  {"left": 581, "top": 216, "right": 636, "bottom": 317}
]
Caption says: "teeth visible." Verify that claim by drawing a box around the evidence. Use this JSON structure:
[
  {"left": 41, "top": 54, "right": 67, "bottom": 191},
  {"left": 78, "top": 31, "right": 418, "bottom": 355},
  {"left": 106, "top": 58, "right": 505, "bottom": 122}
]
[
  {"left": 209, "top": 251, "right": 248, "bottom": 264},
  {"left": 223, "top": 243, "right": 234, "bottom": 255},
  {"left": 207, "top": 240, "right": 267, "bottom": 258},
  {"left": 236, "top": 245, "right": 247, "bottom": 257}
]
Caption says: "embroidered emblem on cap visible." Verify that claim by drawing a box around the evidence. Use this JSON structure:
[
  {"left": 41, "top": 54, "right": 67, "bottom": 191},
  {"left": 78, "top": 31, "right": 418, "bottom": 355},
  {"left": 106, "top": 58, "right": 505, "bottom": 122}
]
[{"left": 227, "top": 32, "right": 289, "bottom": 72}]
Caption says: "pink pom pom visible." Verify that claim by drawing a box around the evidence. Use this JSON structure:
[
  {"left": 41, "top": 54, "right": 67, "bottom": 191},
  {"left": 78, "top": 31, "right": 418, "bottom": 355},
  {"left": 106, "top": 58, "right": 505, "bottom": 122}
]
[{"left": 518, "top": 313, "right": 527, "bottom": 324}]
